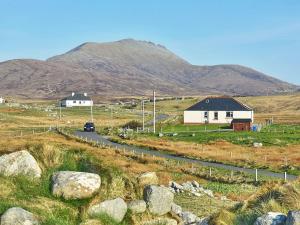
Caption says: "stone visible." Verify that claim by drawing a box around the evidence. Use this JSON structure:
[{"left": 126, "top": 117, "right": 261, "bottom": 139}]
[
  {"left": 88, "top": 198, "right": 127, "bottom": 223},
  {"left": 203, "top": 189, "right": 214, "bottom": 198},
  {"left": 1, "top": 207, "right": 39, "bottom": 225},
  {"left": 143, "top": 185, "right": 174, "bottom": 216},
  {"left": 143, "top": 218, "right": 177, "bottom": 225},
  {"left": 52, "top": 171, "right": 101, "bottom": 200},
  {"left": 181, "top": 211, "right": 200, "bottom": 224},
  {"left": 171, "top": 181, "right": 184, "bottom": 190},
  {"left": 0, "top": 150, "right": 42, "bottom": 178},
  {"left": 254, "top": 212, "right": 286, "bottom": 225},
  {"left": 196, "top": 217, "right": 210, "bottom": 225},
  {"left": 171, "top": 203, "right": 182, "bottom": 215},
  {"left": 253, "top": 142, "right": 263, "bottom": 148},
  {"left": 191, "top": 180, "right": 200, "bottom": 188},
  {"left": 138, "top": 172, "right": 158, "bottom": 186},
  {"left": 286, "top": 211, "right": 300, "bottom": 225},
  {"left": 127, "top": 200, "right": 146, "bottom": 214}
]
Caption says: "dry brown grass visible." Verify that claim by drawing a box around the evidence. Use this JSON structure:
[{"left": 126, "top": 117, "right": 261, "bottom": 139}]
[{"left": 116, "top": 136, "right": 300, "bottom": 173}]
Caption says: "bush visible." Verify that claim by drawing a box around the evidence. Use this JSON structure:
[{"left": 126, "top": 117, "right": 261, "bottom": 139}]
[{"left": 122, "top": 120, "right": 142, "bottom": 129}]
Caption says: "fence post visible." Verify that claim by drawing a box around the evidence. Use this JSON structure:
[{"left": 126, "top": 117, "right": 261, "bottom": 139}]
[
  {"left": 209, "top": 168, "right": 212, "bottom": 177},
  {"left": 255, "top": 169, "right": 258, "bottom": 182},
  {"left": 284, "top": 172, "right": 287, "bottom": 182}
]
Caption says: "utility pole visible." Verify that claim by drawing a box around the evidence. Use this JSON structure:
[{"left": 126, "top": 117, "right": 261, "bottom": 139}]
[
  {"left": 142, "top": 99, "right": 145, "bottom": 131},
  {"left": 153, "top": 90, "right": 156, "bottom": 133},
  {"left": 59, "top": 100, "right": 62, "bottom": 120}
]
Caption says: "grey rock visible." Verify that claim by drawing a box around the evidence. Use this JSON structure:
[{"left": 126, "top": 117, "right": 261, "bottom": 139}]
[
  {"left": 0, "top": 150, "right": 42, "bottom": 178},
  {"left": 254, "top": 212, "right": 286, "bottom": 225},
  {"left": 143, "top": 185, "right": 174, "bottom": 216},
  {"left": 191, "top": 181, "right": 200, "bottom": 188},
  {"left": 203, "top": 189, "right": 214, "bottom": 198},
  {"left": 286, "top": 211, "right": 300, "bottom": 225},
  {"left": 196, "top": 217, "right": 210, "bottom": 225},
  {"left": 1, "top": 207, "right": 39, "bottom": 225},
  {"left": 171, "top": 203, "right": 182, "bottom": 215},
  {"left": 143, "top": 218, "right": 177, "bottom": 225},
  {"left": 52, "top": 171, "right": 101, "bottom": 200},
  {"left": 88, "top": 197, "right": 127, "bottom": 222},
  {"left": 171, "top": 181, "right": 184, "bottom": 190},
  {"left": 181, "top": 211, "right": 200, "bottom": 224},
  {"left": 127, "top": 200, "right": 146, "bottom": 214}
]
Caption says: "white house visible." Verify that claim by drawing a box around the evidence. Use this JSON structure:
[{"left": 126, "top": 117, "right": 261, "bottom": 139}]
[
  {"left": 184, "top": 96, "right": 253, "bottom": 124},
  {"left": 60, "top": 92, "right": 93, "bottom": 107},
  {"left": 0, "top": 97, "right": 4, "bottom": 104}
]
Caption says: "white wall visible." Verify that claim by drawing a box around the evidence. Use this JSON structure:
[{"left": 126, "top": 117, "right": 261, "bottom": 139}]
[
  {"left": 0, "top": 97, "right": 4, "bottom": 104},
  {"left": 184, "top": 110, "right": 253, "bottom": 124},
  {"left": 61, "top": 100, "right": 93, "bottom": 107}
]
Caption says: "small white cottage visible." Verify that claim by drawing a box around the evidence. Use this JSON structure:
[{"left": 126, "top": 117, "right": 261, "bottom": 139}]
[
  {"left": 0, "top": 97, "right": 5, "bottom": 104},
  {"left": 184, "top": 96, "right": 253, "bottom": 124},
  {"left": 60, "top": 92, "right": 93, "bottom": 107}
]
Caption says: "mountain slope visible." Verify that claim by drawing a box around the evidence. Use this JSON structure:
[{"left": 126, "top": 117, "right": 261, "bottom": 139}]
[{"left": 0, "top": 39, "right": 298, "bottom": 98}]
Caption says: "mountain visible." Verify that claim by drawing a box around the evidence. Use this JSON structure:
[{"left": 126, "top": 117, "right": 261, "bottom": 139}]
[{"left": 0, "top": 39, "right": 298, "bottom": 98}]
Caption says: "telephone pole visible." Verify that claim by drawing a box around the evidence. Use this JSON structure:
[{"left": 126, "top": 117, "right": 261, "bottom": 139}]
[
  {"left": 142, "top": 99, "right": 145, "bottom": 131},
  {"left": 90, "top": 104, "right": 93, "bottom": 122},
  {"left": 153, "top": 90, "right": 156, "bottom": 133}
]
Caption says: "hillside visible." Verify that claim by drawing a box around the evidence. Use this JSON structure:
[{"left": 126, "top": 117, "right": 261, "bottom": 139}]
[{"left": 0, "top": 39, "right": 298, "bottom": 98}]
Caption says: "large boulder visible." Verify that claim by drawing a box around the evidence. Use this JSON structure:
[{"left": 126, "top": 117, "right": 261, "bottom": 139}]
[
  {"left": 0, "top": 150, "right": 42, "bottom": 178},
  {"left": 286, "top": 211, "right": 300, "bottom": 225},
  {"left": 52, "top": 171, "right": 101, "bottom": 200},
  {"left": 143, "top": 185, "right": 174, "bottom": 216},
  {"left": 254, "top": 212, "right": 286, "bottom": 225},
  {"left": 138, "top": 172, "right": 158, "bottom": 186},
  {"left": 127, "top": 200, "right": 146, "bottom": 214},
  {"left": 88, "top": 197, "right": 127, "bottom": 223},
  {"left": 143, "top": 218, "right": 177, "bottom": 225},
  {"left": 0, "top": 207, "right": 39, "bottom": 225}
]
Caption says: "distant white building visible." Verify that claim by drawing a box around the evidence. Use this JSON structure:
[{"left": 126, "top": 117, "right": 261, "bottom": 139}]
[
  {"left": 184, "top": 96, "right": 253, "bottom": 124},
  {"left": 60, "top": 92, "right": 93, "bottom": 107},
  {"left": 0, "top": 97, "right": 5, "bottom": 104}
]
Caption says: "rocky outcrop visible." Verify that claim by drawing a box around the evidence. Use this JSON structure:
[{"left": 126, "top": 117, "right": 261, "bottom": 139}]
[
  {"left": 143, "top": 218, "right": 178, "bottom": 225},
  {"left": 286, "top": 211, "right": 300, "bottom": 225},
  {"left": 0, "top": 150, "right": 42, "bottom": 178},
  {"left": 52, "top": 171, "right": 101, "bottom": 200},
  {"left": 169, "top": 181, "right": 214, "bottom": 198},
  {"left": 88, "top": 197, "right": 127, "bottom": 222},
  {"left": 0, "top": 207, "right": 39, "bottom": 225},
  {"left": 138, "top": 172, "right": 158, "bottom": 186},
  {"left": 143, "top": 185, "right": 174, "bottom": 216},
  {"left": 127, "top": 200, "right": 146, "bottom": 214},
  {"left": 254, "top": 212, "right": 286, "bottom": 225}
]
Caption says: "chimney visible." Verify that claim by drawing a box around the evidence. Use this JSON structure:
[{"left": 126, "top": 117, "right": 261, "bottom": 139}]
[
  {"left": 72, "top": 92, "right": 75, "bottom": 96},
  {"left": 84, "top": 93, "right": 87, "bottom": 96}
]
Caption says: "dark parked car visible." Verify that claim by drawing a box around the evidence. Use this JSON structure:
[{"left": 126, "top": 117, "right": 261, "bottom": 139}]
[{"left": 84, "top": 122, "right": 95, "bottom": 132}]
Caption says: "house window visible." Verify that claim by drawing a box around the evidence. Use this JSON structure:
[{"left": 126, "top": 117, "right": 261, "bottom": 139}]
[
  {"left": 73, "top": 100, "right": 76, "bottom": 103},
  {"left": 79, "top": 101, "right": 82, "bottom": 104},
  {"left": 204, "top": 111, "right": 208, "bottom": 119},
  {"left": 226, "top": 111, "right": 233, "bottom": 118},
  {"left": 214, "top": 112, "right": 218, "bottom": 120}
]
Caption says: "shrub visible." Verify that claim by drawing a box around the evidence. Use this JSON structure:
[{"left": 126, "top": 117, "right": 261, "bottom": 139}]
[{"left": 122, "top": 120, "right": 142, "bottom": 129}]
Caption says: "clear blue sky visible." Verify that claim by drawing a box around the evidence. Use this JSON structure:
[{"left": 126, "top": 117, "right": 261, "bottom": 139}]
[{"left": 1, "top": 0, "right": 300, "bottom": 85}]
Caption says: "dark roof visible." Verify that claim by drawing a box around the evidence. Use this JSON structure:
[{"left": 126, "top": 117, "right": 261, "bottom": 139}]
[
  {"left": 185, "top": 97, "right": 252, "bottom": 111},
  {"left": 61, "top": 93, "right": 91, "bottom": 101},
  {"left": 231, "top": 118, "right": 252, "bottom": 123}
]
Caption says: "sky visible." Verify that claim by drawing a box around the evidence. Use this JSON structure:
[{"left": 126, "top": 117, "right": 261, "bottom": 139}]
[{"left": 1, "top": 0, "right": 300, "bottom": 85}]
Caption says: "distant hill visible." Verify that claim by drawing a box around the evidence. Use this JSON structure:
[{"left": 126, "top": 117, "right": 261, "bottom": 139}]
[{"left": 0, "top": 39, "right": 298, "bottom": 98}]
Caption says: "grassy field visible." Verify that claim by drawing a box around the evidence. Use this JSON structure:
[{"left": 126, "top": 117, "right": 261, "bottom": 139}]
[{"left": 0, "top": 94, "right": 299, "bottom": 224}]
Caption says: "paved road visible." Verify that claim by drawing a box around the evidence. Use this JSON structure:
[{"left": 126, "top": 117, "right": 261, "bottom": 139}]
[{"left": 75, "top": 131, "right": 298, "bottom": 181}]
